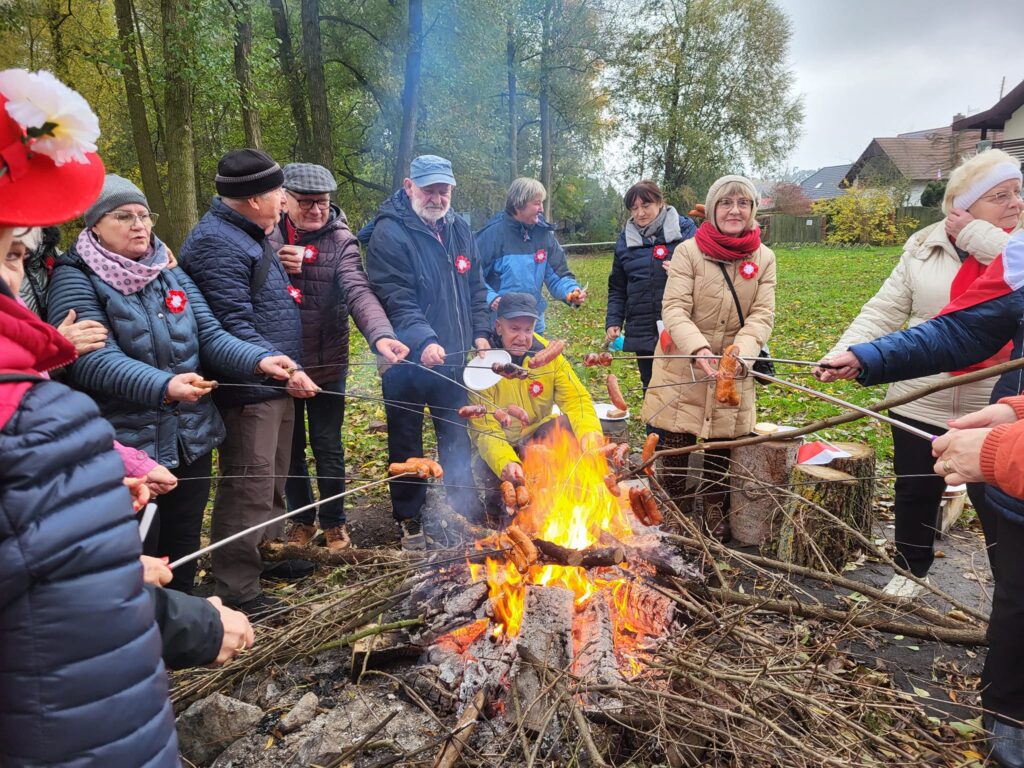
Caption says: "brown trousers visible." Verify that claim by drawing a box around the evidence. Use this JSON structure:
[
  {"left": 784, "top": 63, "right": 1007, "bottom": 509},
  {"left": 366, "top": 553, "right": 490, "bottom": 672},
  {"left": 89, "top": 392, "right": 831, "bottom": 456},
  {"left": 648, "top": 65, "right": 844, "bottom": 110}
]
[{"left": 211, "top": 397, "right": 294, "bottom": 604}]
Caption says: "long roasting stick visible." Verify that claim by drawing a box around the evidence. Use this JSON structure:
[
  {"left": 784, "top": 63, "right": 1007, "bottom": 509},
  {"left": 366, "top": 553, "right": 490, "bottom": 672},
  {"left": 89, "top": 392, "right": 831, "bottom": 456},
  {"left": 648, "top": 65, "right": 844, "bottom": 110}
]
[
  {"left": 749, "top": 370, "right": 939, "bottom": 441},
  {"left": 167, "top": 473, "right": 415, "bottom": 570}
]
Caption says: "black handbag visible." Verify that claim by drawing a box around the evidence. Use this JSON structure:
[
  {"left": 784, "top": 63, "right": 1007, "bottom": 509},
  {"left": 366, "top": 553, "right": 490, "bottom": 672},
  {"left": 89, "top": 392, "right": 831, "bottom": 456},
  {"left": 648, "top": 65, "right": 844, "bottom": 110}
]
[{"left": 717, "top": 262, "right": 774, "bottom": 385}]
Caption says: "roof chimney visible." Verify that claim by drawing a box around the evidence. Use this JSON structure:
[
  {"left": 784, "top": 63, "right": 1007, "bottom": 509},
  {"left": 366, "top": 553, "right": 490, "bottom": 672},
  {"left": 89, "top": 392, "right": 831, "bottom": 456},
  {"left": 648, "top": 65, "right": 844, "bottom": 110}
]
[{"left": 952, "top": 113, "right": 965, "bottom": 123}]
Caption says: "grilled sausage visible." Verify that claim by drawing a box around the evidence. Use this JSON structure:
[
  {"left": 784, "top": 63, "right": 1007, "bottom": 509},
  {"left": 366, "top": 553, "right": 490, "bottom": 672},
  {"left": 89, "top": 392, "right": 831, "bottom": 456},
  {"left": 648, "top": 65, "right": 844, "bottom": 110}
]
[
  {"left": 641, "top": 433, "right": 659, "bottom": 476},
  {"left": 506, "top": 405, "right": 531, "bottom": 426},
  {"left": 515, "top": 485, "right": 531, "bottom": 509},
  {"left": 606, "top": 374, "right": 627, "bottom": 411},
  {"left": 715, "top": 343, "right": 741, "bottom": 407},
  {"left": 501, "top": 481, "right": 517, "bottom": 509},
  {"left": 528, "top": 339, "right": 565, "bottom": 369},
  {"left": 506, "top": 524, "right": 538, "bottom": 567},
  {"left": 583, "top": 352, "right": 613, "bottom": 367},
  {"left": 604, "top": 473, "right": 620, "bottom": 496},
  {"left": 493, "top": 408, "right": 513, "bottom": 428},
  {"left": 458, "top": 404, "right": 488, "bottom": 418}
]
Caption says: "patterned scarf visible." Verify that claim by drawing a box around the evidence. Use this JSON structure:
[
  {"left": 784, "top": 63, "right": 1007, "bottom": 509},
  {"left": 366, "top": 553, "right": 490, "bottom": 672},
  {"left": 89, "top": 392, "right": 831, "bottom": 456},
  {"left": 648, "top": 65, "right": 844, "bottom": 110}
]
[
  {"left": 693, "top": 220, "right": 761, "bottom": 262},
  {"left": 76, "top": 229, "right": 168, "bottom": 296}
]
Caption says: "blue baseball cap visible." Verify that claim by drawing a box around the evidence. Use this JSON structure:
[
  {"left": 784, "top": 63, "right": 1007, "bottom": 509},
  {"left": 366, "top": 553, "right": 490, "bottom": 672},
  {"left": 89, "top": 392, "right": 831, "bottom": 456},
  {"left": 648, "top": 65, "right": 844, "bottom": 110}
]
[{"left": 409, "top": 155, "right": 456, "bottom": 187}]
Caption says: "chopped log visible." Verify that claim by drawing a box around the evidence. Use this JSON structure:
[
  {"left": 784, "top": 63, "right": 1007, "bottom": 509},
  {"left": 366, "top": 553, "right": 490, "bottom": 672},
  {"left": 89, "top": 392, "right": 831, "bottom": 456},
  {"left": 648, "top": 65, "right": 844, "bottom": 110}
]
[
  {"left": 827, "top": 441, "right": 876, "bottom": 535},
  {"left": 515, "top": 586, "right": 574, "bottom": 734},
  {"left": 534, "top": 538, "right": 625, "bottom": 568},
  {"left": 775, "top": 465, "right": 866, "bottom": 570},
  {"left": 728, "top": 438, "right": 801, "bottom": 545},
  {"left": 433, "top": 688, "right": 486, "bottom": 768},
  {"left": 260, "top": 540, "right": 408, "bottom": 565}
]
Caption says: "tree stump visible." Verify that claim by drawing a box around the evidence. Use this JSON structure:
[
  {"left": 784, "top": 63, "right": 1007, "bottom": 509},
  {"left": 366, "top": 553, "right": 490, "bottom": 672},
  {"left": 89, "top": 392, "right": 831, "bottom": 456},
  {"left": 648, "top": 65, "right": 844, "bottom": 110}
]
[
  {"left": 775, "top": 464, "right": 864, "bottom": 570},
  {"left": 728, "top": 438, "right": 801, "bottom": 545},
  {"left": 825, "top": 441, "right": 876, "bottom": 535}
]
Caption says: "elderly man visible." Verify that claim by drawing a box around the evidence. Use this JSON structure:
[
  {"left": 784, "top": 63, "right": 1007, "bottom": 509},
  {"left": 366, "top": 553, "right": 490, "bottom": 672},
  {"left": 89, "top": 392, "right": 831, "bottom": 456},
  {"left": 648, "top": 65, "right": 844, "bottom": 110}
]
[
  {"left": 269, "top": 163, "right": 408, "bottom": 552},
  {"left": 365, "top": 155, "right": 490, "bottom": 548},
  {"left": 179, "top": 148, "right": 318, "bottom": 616},
  {"left": 467, "top": 292, "right": 602, "bottom": 511},
  {"left": 475, "top": 177, "right": 586, "bottom": 335}
]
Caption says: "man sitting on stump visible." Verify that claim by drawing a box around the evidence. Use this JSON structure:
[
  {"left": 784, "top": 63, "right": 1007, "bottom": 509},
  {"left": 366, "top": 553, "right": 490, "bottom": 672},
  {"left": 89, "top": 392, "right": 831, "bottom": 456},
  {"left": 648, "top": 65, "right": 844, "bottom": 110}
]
[{"left": 467, "top": 292, "right": 603, "bottom": 514}]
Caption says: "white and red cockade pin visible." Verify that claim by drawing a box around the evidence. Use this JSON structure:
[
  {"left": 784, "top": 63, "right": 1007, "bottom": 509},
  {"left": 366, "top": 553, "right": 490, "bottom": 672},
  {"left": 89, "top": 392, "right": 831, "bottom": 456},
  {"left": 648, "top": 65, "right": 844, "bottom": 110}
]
[
  {"left": 739, "top": 260, "right": 759, "bottom": 279},
  {"left": 454, "top": 254, "right": 471, "bottom": 274},
  {"left": 528, "top": 380, "right": 544, "bottom": 398},
  {"left": 287, "top": 284, "right": 303, "bottom": 304},
  {"left": 534, "top": 249, "right": 547, "bottom": 263},
  {"left": 165, "top": 290, "right": 187, "bottom": 313},
  {"left": 653, "top": 244, "right": 669, "bottom": 260},
  {"left": 302, "top": 245, "right": 318, "bottom": 264}
]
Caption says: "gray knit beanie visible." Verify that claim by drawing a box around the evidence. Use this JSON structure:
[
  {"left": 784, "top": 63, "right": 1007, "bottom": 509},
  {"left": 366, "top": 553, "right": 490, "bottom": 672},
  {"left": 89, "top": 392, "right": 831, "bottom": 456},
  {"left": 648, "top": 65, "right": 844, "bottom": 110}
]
[
  {"left": 704, "top": 174, "right": 759, "bottom": 233},
  {"left": 85, "top": 174, "right": 149, "bottom": 228}
]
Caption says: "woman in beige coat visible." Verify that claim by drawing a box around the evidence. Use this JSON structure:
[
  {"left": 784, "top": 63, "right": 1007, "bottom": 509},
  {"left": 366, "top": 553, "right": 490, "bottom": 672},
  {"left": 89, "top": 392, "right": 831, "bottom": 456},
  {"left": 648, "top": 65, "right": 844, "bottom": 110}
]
[
  {"left": 819, "top": 149, "right": 1023, "bottom": 598},
  {"left": 643, "top": 174, "right": 777, "bottom": 539}
]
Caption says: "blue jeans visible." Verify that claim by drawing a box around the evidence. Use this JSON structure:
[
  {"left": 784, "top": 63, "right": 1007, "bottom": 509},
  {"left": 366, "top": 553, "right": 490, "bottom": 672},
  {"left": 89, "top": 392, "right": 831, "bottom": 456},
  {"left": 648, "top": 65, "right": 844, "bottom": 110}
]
[
  {"left": 286, "top": 378, "right": 346, "bottom": 528},
  {"left": 381, "top": 363, "right": 482, "bottom": 522}
]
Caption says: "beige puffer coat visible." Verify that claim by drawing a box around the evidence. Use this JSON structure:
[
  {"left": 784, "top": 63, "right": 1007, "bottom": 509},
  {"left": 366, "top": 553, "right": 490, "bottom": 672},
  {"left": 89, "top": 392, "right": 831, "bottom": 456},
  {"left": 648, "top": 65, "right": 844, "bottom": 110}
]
[
  {"left": 642, "top": 238, "right": 776, "bottom": 438},
  {"left": 827, "top": 218, "right": 1017, "bottom": 430}
]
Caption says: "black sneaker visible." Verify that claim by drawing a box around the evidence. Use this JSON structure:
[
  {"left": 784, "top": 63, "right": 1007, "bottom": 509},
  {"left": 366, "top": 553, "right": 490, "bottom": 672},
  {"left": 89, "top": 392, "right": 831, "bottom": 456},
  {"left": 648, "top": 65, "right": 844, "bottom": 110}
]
[
  {"left": 232, "top": 593, "right": 285, "bottom": 621},
  {"left": 262, "top": 558, "right": 315, "bottom": 581},
  {"left": 400, "top": 518, "right": 427, "bottom": 551}
]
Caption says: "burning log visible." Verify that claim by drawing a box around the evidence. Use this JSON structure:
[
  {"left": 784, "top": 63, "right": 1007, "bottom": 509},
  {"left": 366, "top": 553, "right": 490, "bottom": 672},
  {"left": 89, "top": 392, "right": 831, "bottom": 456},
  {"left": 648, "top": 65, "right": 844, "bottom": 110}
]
[
  {"left": 515, "top": 586, "right": 574, "bottom": 734},
  {"left": 533, "top": 538, "right": 625, "bottom": 568}
]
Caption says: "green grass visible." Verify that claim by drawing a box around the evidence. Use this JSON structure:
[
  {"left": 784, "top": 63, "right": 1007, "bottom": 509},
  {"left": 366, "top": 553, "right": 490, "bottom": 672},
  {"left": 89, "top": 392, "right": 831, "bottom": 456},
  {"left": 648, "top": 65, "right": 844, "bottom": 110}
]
[{"left": 342, "top": 244, "right": 905, "bottom": 493}]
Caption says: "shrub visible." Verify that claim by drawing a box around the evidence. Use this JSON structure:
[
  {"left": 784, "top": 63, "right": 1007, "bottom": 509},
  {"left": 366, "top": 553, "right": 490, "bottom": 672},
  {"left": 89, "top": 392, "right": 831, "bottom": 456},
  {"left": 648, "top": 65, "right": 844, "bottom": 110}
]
[
  {"left": 812, "top": 188, "right": 916, "bottom": 246},
  {"left": 771, "top": 182, "right": 813, "bottom": 215},
  {"left": 920, "top": 180, "right": 947, "bottom": 208}
]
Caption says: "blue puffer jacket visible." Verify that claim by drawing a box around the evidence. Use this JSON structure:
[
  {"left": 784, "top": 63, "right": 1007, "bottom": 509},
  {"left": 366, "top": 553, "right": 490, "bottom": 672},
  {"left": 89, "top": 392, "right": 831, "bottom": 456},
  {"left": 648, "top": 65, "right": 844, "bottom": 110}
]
[
  {"left": 47, "top": 240, "right": 269, "bottom": 467},
  {"left": 179, "top": 197, "right": 302, "bottom": 407},
  {"left": 850, "top": 288, "right": 1024, "bottom": 524},
  {"left": 365, "top": 190, "right": 490, "bottom": 361},
  {"left": 1, "top": 381, "right": 178, "bottom": 765},
  {"left": 606, "top": 214, "right": 697, "bottom": 352},
  {"left": 474, "top": 212, "right": 580, "bottom": 334}
]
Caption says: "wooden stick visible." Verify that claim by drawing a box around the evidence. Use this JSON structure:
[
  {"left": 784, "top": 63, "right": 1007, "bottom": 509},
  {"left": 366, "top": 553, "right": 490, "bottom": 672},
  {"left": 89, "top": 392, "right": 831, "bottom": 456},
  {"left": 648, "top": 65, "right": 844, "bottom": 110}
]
[
  {"left": 629, "top": 355, "right": 1024, "bottom": 476},
  {"left": 703, "top": 585, "right": 987, "bottom": 646},
  {"left": 260, "top": 541, "right": 410, "bottom": 566},
  {"left": 433, "top": 688, "right": 486, "bottom": 768}
]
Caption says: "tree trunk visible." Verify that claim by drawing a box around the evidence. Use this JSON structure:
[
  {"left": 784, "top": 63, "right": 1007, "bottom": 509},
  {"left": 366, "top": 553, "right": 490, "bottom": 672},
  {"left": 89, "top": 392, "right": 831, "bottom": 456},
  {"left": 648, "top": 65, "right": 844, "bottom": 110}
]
[
  {"left": 506, "top": 18, "right": 518, "bottom": 183},
  {"left": 268, "top": 0, "right": 312, "bottom": 159},
  {"left": 160, "top": 0, "right": 199, "bottom": 251},
  {"left": 112, "top": 0, "right": 168, "bottom": 241},
  {"left": 301, "top": 0, "right": 332, "bottom": 168},
  {"left": 539, "top": 0, "right": 554, "bottom": 218},
  {"left": 663, "top": 58, "right": 683, "bottom": 191},
  {"left": 45, "top": 0, "right": 73, "bottom": 87},
  {"left": 232, "top": 0, "right": 262, "bottom": 148},
  {"left": 392, "top": 0, "right": 423, "bottom": 191}
]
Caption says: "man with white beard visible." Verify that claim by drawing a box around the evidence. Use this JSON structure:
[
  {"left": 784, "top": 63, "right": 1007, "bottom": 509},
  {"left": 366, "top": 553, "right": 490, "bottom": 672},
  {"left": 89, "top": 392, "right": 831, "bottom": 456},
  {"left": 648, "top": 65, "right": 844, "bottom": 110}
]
[{"left": 365, "top": 155, "right": 491, "bottom": 549}]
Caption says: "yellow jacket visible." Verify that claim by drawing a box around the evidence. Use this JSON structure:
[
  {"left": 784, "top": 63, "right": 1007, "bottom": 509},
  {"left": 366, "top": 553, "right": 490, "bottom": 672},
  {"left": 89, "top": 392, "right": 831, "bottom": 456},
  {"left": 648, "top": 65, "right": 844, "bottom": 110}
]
[{"left": 469, "top": 335, "right": 602, "bottom": 476}]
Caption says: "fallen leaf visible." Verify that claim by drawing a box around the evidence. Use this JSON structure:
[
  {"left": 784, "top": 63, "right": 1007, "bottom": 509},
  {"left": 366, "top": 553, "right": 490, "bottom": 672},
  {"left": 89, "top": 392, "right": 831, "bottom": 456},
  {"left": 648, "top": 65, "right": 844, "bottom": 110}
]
[
  {"left": 913, "top": 686, "right": 931, "bottom": 698},
  {"left": 949, "top": 720, "right": 981, "bottom": 737},
  {"left": 265, "top": 736, "right": 275, "bottom": 749},
  {"left": 907, "top": 645, "right": 920, "bottom": 651},
  {"left": 963, "top": 750, "right": 985, "bottom": 760}
]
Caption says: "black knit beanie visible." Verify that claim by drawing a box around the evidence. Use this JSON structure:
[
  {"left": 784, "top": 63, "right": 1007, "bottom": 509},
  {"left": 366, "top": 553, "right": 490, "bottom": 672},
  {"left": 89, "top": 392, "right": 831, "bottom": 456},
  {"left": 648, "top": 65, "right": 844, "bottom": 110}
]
[{"left": 215, "top": 149, "right": 284, "bottom": 198}]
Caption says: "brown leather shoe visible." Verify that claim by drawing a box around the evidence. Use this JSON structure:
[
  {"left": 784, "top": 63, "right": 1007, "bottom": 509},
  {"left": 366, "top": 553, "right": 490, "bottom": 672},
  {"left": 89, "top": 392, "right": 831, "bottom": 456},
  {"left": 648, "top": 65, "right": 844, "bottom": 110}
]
[
  {"left": 286, "top": 522, "right": 317, "bottom": 547},
  {"left": 324, "top": 524, "right": 352, "bottom": 552},
  {"left": 703, "top": 496, "right": 731, "bottom": 543}
]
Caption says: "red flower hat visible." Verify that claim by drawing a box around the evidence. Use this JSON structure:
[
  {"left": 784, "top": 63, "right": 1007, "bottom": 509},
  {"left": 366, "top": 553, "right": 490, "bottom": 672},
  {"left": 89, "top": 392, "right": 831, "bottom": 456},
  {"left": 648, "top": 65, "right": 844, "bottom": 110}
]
[{"left": 165, "top": 290, "right": 187, "bottom": 313}]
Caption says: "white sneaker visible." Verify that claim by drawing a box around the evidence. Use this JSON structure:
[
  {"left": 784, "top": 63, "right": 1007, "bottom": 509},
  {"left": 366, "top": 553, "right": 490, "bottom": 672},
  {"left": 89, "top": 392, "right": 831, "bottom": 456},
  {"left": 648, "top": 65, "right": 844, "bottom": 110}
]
[{"left": 882, "top": 574, "right": 929, "bottom": 600}]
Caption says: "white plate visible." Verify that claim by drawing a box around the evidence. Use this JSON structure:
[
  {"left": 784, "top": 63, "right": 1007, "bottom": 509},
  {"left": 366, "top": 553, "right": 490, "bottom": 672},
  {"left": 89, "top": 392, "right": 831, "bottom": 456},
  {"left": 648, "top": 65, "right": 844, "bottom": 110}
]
[
  {"left": 463, "top": 349, "right": 512, "bottom": 390},
  {"left": 595, "top": 402, "right": 629, "bottom": 421}
]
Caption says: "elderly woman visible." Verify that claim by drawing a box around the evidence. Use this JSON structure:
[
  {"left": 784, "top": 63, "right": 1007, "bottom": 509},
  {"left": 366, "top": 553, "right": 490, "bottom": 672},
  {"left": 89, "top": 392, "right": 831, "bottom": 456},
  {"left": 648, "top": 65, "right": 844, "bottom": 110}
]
[
  {"left": 818, "top": 149, "right": 1022, "bottom": 598},
  {"left": 47, "top": 174, "right": 301, "bottom": 593},
  {"left": 605, "top": 180, "right": 697, "bottom": 390},
  {"left": 642, "top": 174, "right": 776, "bottom": 541}
]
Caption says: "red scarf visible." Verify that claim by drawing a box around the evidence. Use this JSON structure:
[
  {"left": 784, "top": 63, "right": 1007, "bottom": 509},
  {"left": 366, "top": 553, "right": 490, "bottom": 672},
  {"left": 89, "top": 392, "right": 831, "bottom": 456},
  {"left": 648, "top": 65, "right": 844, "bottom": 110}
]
[
  {"left": 938, "top": 228, "right": 1017, "bottom": 374},
  {"left": 694, "top": 220, "right": 761, "bottom": 262}
]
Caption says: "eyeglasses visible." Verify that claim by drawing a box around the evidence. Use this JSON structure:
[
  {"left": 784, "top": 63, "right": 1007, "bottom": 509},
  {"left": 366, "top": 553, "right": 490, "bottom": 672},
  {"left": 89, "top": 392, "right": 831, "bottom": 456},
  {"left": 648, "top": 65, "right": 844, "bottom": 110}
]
[
  {"left": 105, "top": 211, "right": 159, "bottom": 226},
  {"left": 287, "top": 192, "right": 331, "bottom": 211},
  {"left": 978, "top": 190, "right": 1024, "bottom": 207},
  {"left": 717, "top": 198, "right": 753, "bottom": 211}
]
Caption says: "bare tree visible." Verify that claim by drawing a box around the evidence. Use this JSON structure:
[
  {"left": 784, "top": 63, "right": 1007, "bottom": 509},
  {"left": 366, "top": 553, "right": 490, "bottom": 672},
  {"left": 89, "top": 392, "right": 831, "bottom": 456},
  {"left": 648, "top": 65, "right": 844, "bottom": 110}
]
[
  {"left": 268, "top": 0, "right": 312, "bottom": 159},
  {"left": 392, "top": 0, "right": 423, "bottom": 190}
]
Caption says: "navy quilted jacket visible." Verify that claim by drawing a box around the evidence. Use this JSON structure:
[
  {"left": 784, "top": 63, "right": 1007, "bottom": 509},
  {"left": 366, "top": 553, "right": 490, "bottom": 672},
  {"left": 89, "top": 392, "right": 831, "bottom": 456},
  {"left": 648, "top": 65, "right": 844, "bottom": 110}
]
[
  {"left": 0, "top": 380, "right": 179, "bottom": 767},
  {"left": 179, "top": 197, "right": 302, "bottom": 407},
  {"left": 474, "top": 212, "right": 579, "bottom": 335},
  {"left": 365, "top": 190, "right": 490, "bottom": 361},
  {"left": 850, "top": 288, "right": 1024, "bottom": 524},
  {"left": 605, "top": 215, "right": 697, "bottom": 352},
  {"left": 47, "top": 241, "right": 269, "bottom": 467}
]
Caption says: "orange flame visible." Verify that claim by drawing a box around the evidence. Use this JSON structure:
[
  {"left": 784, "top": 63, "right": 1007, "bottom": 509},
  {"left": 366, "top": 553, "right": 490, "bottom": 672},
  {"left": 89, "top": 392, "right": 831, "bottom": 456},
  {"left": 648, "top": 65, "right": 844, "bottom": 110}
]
[{"left": 470, "top": 422, "right": 637, "bottom": 637}]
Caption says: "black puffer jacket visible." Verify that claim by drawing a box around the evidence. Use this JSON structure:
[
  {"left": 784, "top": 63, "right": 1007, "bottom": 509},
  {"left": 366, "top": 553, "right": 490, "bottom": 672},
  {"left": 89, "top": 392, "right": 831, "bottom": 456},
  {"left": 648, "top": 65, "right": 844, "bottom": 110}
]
[
  {"left": 364, "top": 190, "right": 490, "bottom": 361},
  {"left": 179, "top": 197, "right": 302, "bottom": 407},
  {"left": 605, "top": 213, "right": 696, "bottom": 352},
  {"left": 268, "top": 207, "right": 395, "bottom": 388}
]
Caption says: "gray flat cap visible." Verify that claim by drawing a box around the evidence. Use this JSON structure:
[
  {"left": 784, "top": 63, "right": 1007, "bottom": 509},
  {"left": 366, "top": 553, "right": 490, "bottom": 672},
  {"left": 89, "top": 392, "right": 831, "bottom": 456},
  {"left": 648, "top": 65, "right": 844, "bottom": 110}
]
[{"left": 283, "top": 163, "right": 338, "bottom": 195}]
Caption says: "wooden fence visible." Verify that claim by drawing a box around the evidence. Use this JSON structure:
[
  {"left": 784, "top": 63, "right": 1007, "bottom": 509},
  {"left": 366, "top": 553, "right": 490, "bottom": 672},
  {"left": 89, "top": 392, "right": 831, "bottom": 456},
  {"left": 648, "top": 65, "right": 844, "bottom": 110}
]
[
  {"left": 896, "top": 205, "right": 943, "bottom": 229},
  {"left": 759, "top": 214, "right": 827, "bottom": 244}
]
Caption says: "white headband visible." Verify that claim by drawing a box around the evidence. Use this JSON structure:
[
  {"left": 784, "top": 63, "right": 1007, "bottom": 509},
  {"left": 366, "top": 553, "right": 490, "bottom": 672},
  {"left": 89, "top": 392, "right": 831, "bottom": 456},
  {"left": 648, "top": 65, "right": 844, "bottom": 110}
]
[{"left": 952, "top": 162, "right": 1023, "bottom": 210}]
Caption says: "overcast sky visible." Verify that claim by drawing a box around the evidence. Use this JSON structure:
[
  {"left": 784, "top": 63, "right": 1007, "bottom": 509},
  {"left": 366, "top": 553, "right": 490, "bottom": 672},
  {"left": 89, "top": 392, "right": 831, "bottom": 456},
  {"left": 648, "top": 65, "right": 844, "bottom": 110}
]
[{"left": 777, "top": 0, "right": 1024, "bottom": 172}]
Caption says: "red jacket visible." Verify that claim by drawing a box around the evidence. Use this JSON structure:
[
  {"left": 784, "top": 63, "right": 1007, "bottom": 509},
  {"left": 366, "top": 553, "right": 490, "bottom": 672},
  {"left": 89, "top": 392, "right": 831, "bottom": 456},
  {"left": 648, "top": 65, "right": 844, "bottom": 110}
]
[{"left": 981, "top": 395, "right": 1024, "bottom": 499}]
